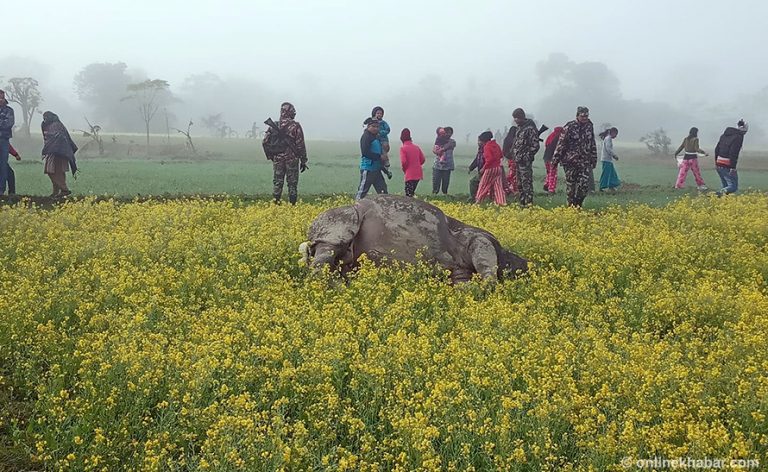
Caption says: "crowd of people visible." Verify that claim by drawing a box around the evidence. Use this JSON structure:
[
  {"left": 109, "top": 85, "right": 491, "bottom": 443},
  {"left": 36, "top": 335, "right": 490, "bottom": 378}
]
[
  {"left": 259, "top": 102, "right": 750, "bottom": 208},
  {"left": 0, "top": 93, "right": 751, "bottom": 206}
]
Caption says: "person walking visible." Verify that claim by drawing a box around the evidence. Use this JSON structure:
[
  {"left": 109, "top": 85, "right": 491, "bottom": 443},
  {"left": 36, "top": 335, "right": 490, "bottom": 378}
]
[
  {"left": 552, "top": 106, "right": 597, "bottom": 208},
  {"left": 432, "top": 126, "right": 456, "bottom": 194},
  {"left": 399, "top": 128, "right": 425, "bottom": 197},
  {"left": 598, "top": 127, "right": 621, "bottom": 191},
  {"left": 356, "top": 118, "right": 388, "bottom": 200},
  {"left": 475, "top": 131, "right": 506, "bottom": 205},
  {"left": 673, "top": 127, "right": 708, "bottom": 190},
  {"left": 542, "top": 126, "right": 563, "bottom": 194},
  {"left": 511, "top": 108, "right": 540, "bottom": 206},
  {"left": 0, "top": 89, "right": 15, "bottom": 196},
  {"left": 714, "top": 119, "right": 748, "bottom": 196},
  {"left": 41, "top": 111, "right": 78, "bottom": 198},
  {"left": 263, "top": 102, "right": 308, "bottom": 205}
]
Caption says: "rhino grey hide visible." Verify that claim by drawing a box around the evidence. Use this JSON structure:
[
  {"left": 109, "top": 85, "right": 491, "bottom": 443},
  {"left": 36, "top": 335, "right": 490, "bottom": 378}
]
[{"left": 304, "top": 195, "right": 528, "bottom": 283}]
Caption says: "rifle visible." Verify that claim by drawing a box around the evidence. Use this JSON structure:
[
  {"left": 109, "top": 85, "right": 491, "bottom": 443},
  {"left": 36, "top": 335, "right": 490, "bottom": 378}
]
[
  {"left": 262, "top": 117, "right": 281, "bottom": 161},
  {"left": 537, "top": 124, "right": 550, "bottom": 142},
  {"left": 264, "top": 117, "right": 279, "bottom": 132}
]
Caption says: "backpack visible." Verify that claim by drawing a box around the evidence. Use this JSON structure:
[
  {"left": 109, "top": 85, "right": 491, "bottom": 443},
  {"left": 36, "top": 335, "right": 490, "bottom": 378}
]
[{"left": 262, "top": 118, "right": 291, "bottom": 159}]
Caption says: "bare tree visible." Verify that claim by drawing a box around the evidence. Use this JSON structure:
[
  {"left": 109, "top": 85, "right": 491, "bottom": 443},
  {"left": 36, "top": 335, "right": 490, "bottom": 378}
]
[
  {"left": 172, "top": 120, "right": 197, "bottom": 154},
  {"left": 123, "top": 79, "right": 171, "bottom": 151},
  {"left": 4, "top": 77, "right": 42, "bottom": 138},
  {"left": 75, "top": 116, "right": 105, "bottom": 156}
]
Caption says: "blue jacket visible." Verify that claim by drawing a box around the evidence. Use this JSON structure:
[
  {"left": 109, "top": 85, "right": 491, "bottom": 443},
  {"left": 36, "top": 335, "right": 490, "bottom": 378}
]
[
  {"left": 378, "top": 120, "right": 391, "bottom": 143},
  {"left": 0, "top": 105, "right": 14, "bottom": 139},
  {"left": 360, "top": 130, "right": 382, "bottom": 171}
]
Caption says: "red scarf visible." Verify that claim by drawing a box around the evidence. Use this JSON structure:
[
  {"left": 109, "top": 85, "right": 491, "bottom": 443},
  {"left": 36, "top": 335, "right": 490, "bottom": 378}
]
[{"left": 545, "top": 127, "right": 564, "bottom": 147}]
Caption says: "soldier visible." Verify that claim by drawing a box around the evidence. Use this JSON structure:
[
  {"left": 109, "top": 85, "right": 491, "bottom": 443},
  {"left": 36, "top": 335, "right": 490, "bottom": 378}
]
[
  {"left": 552, "top": 106, "right": 597, "bottom": 208},
  {"left": 0, "top": 89, "right": 15, "bottom": 196},
  {"left": 263, "top": 102, "right": 307, "bottom": 205},
  {"left": 511, "top": 108, "right": 540, "bottom": 207}
]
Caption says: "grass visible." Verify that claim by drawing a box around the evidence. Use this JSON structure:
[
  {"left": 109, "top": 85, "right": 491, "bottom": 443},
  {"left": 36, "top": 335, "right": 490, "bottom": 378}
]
[{"left": 4, "top": 134, "right": 768, "bottom": 209}]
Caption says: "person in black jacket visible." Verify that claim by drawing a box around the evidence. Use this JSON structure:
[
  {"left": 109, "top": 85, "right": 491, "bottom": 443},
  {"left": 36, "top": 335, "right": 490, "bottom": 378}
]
[
  {"left": 714, "top": 120, "right": 748, "bottom": 196},
  {"left": 467, "top": 141, "right": 485, "bottom": 202}
]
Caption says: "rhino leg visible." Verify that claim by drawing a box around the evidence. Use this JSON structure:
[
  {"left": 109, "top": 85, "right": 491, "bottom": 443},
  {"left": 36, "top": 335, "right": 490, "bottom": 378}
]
[{"left": 468, "top": 236, "right": 500, "bottom": 282}]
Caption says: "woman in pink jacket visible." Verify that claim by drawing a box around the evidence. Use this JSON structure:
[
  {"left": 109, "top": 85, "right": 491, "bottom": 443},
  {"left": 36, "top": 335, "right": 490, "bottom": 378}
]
[{"left": 399, "top": 128, "right": 425, "bottom": 197}]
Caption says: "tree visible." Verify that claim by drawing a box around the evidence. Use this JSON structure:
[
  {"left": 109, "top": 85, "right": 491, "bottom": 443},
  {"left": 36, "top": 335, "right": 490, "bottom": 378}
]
[
  {"left": 74, "top": 117, "right": 104, "bottom": 156},
  {"left": 4, "top": 77, "right": 42, "bottom": 138},
  {"left": 172, "top": 120, "right": 197, "bottom": 154},
  {"left": 201, "top": 113, "right": 237, "bottom": 138},
  {"left": 123, "top": 79, "right": 171, "bottom": 150},
  {"left": 640, "top": 128, "right": 672, "bottom": 155},
  {"left": 74, "top": 62, "right": 140, "bottom": 131},
  {"left": 201, "top": 113, "right": 225, "bottom": 136}
]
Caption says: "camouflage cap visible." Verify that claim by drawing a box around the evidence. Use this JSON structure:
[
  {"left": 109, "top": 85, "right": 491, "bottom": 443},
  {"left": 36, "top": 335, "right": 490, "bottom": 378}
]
[
  {"left": 280, "top": 102, "right": 296, "bottom": 119},
  {"left": 577, "top": 106, "right": 589, "bottom": 116}
]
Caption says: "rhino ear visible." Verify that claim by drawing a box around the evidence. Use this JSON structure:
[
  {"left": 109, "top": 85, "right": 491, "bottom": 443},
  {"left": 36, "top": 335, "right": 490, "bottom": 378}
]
[{"left": 498, "top": 248, "right": 528, "bottom": 279}]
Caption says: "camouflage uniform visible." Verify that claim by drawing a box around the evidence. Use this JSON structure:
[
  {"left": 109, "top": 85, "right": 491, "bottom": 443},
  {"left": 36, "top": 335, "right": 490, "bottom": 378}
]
[
  {"left": 552, "top": 117, "right": 597, "bottom": 207},
  {"left": 512, "top": 119, "right": 540, "bottom": 206},
  {"left": 265, "top": 102, "right": 307, "bottom": 204}
]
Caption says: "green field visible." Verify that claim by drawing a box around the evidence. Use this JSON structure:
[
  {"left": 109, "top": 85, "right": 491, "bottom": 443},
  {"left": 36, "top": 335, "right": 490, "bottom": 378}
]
[{"left": 4, "top": 134, "right": 768, "bottom": 208}]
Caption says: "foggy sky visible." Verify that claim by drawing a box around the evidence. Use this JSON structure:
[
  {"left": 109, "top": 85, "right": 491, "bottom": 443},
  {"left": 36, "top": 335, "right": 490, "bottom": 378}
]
[{"left": 4, "top": 0, "right": 768, "bottom": 140}]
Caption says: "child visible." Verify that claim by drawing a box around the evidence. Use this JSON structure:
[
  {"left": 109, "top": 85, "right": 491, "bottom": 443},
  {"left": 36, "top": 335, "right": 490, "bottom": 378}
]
[
  {"left": 371, "top": 106, "right": 392, "bottom": 179},
  {"left": 432, "top": 126, "right": 456, "bottom": 194},
  {"left": 598, "top": 127, "right": 621, "bottom": 191},
  {"left": 673, "top": 127, "right": 708, "bottom": 190},
  {"left": 433, "top": 127, "right": 448, "bottom": 161},
  {"left": 475, "top": 131, "right": 506, "bottom": 205},
  {"left": 399, "top": 128, "right": 425, "bottom": 197}
]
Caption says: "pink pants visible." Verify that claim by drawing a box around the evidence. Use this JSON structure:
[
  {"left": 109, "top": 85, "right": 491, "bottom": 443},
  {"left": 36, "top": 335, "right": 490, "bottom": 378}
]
[
  {"left": 544, "top": 161, "right": 558, "bottom": 193},
  {"left": 676, "top": 158, "right": 706, "bottom": 188},
  {"left": 475, "top": 167, "right": 507, "bottom": 205}
]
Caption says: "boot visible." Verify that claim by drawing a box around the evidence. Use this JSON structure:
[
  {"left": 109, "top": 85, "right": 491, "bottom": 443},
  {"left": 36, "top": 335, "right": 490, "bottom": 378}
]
[{"left": 289, "top": 195, "right": 297, "bottom": 206}]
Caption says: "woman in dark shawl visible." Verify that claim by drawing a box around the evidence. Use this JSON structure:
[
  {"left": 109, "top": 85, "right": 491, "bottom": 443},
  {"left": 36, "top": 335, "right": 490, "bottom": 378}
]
[{"left": 41, "top": 111, "right": 78, "bottom": 197}]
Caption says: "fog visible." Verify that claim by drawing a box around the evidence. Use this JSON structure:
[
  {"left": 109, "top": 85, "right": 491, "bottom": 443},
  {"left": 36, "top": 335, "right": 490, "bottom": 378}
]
[{"left": 3, "top": 0, "right": 768, "bottom": 145}]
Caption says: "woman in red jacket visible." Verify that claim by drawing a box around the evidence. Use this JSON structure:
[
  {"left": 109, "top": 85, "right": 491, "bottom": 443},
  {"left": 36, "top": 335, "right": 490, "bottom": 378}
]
[
  {"left": 475, "top": 131, "right": 506, "bottom": 205},
  {"left": 399, "top": 128, "right": 425, "bottom": 197}
]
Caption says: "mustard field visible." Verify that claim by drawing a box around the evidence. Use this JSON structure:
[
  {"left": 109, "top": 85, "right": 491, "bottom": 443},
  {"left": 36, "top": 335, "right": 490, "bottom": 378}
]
[{"left": 1, "top": 195, "right": 767, "bottom": 471}]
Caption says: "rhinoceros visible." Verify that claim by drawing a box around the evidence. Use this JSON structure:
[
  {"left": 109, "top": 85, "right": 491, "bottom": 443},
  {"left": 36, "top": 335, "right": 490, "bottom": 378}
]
[{"left": 299, "top": 195, "right": 528, "bottom": 283}]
